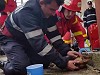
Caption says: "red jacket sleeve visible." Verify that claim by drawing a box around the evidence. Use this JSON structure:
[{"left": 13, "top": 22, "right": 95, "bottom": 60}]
[
  {"left": 0, "top": 15, "right": 7, "bottom": 27},
  {"left": 3, "top": 0, "right": 17, "bottom": 13},
  {"left": 70, "top": 16, "right": 85, "bottom": 48}
]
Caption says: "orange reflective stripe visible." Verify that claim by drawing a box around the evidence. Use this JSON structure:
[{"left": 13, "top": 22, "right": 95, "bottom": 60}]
[
  {"left": 72, "top": 17, "right": 78, "bottom": 24},
  {"left": 63, "top": 40, "right": 72, "bottom": 44},
  {"left": 73, "top": 31, "right": 82, "bottom": 36},
  {"left": 83, "top": 34, "right": 87, "bottom": 38}
]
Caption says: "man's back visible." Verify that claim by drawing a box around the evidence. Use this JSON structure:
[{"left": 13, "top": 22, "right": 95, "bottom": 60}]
[{"left": 4, "top": 0, "right": 58, "bottom": 45}]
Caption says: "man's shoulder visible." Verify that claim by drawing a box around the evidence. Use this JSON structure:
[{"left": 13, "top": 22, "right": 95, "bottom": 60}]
[
  {"left": 14, "top": 0, "right": 43, "bottom": 19},
  {"left": 85, "top": 8, "right": 89, "bottom": 11},
  {"left": 84, "top": 8, "right": 90, "bottom": 13}
]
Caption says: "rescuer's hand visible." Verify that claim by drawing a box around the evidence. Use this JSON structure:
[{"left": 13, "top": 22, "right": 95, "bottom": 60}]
[
  {"left": 67, "top": 51, "right": 82, "bottom": 58},
  {"left": 67, "top": 60, "right": 80, "bottom": 70}
]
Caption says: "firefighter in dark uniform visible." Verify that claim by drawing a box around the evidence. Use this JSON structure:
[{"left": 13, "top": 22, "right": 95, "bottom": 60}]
[
  {"left": 0, "top": 0, "right": 17, "bottom": 29},
  {"left": 0, "top": 0, "right": 82, "bottom": 75},
  {"left": 83, "top": 1, "right": 97, "bottom": 39}
]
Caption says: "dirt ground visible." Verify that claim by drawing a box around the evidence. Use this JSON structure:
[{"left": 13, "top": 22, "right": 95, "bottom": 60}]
[
  {"left": 0, "top": 67, "right": 100, "bottom": 75},
  {"left": 44, "top": 68, "right": 100, "bottom": 75}
]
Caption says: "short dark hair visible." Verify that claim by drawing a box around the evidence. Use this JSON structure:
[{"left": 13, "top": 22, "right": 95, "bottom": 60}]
[
  {"left": 0, "top": 0, "right": 6, "bottom": 12},
  {"left": 87, "top": 1, "right": 92, "bottom": 5},
  {"left": 44, "top": 0, "right": 64, "bottom": 6}
]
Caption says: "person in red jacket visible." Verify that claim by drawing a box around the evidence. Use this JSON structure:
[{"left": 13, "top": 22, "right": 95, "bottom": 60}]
[
  {"left": 3, "top": 0, "right": 17, "bottom": 13},
  {"left": 0, "top": 0, "right": 17, "bottom": 29},
  {"left": 56, "top": 0, "right": 90, "bottom": 53}
]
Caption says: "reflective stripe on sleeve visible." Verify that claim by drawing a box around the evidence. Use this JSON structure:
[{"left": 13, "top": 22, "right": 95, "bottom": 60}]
[
  {"left": 87, "top": 20, "right": 97, "bottom": 24},
  {"left": 87, "top": 14, "right": 96, "bottom": 17},
  {"left": 63, "top": 40, "right": 72, "bottom": 44},
  {"left": 47, "top": 25, "right": 57, "bottom": 32},
  {"left": 50, "top": 35, "right": 61, "bottom": 43},
  {"left": 83, "top": 34, "right": 87, "bottom": 38},
  {"left": 10, "top": 13, "right": 23, "bottom": 32},
  {"left": 25, "top": 29, "right": 43, "bottom": 39},
  {"left": 72, "top": 17, "right": 78, "bottom": 24},
  {"left": 15, "top": 3, "right": 26, "bottom": 14},
  {"left": 38, "top": 44, "right": 53, "bottom": 56},
  {"left": 73, "top": 31, "right": 82, "bottom": 36}
]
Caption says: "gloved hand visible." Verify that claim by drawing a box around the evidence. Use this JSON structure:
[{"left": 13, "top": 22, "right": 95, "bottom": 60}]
[{"left": 79, "top": 48, "right": 91, "bottom": 53}]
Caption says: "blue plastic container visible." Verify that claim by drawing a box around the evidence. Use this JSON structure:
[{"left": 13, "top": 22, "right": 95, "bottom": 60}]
[
  {"left": 26, "top": 64, "right": 43, "bottom": 75},
  {"left": 85, "top": 47, "right": 91, "bottom": 52}
]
